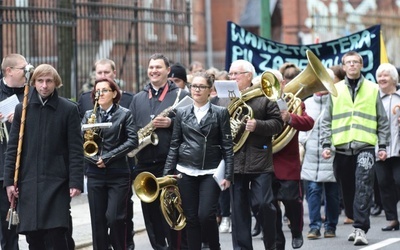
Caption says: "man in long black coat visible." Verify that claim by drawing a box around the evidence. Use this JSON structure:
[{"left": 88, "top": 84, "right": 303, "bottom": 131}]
[{"left": 3, "top": 64, "right": 83, "bottom": 250}]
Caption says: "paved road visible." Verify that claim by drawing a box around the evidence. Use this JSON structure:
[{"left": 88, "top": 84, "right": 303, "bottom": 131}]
[{"left": 16, "top": 192, "right": 400, "bottom": 250}]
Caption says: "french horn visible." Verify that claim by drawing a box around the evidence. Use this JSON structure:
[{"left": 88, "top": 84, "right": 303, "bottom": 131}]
[{"left": 272, "top": 50, "right": 338, "bottom": 153}]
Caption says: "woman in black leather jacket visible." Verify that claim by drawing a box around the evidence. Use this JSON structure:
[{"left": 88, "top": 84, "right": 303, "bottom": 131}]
[
  {"left": 164, "top": 71, "right": 234, "bottom": 250},
  {"left": 82, "top": 77, "right": 138, "bottom": 250}
]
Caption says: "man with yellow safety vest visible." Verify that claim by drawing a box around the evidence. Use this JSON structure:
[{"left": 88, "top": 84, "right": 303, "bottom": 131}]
[{"left": 320, "top": 51, "right": 390, "bottom": 246}]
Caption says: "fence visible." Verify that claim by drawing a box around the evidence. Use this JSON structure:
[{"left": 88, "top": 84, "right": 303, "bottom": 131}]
[{"left": 0, "top": 0, "right": 191, "bottom": 99}]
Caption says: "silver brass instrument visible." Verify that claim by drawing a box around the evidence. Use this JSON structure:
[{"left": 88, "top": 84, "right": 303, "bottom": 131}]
[
  {"left": 83, "top": 90, "right": 100, "bottom": 157},
  {"left": 133, "top": 171, "right": 186, "bottom": 230},
  {"left": 127, "top": 90, "right": 193, "bottom": 158},
  {"left": 272, "top": 50, "right": 338, "bottom": 153},
  {"left": 227, "top": 71, "right": 281, "bottom": 152}
]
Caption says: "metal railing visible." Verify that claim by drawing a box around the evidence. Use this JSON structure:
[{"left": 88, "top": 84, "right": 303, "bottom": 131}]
[{"left": 0, "top": 0, "right": 191, "bottom": 99}]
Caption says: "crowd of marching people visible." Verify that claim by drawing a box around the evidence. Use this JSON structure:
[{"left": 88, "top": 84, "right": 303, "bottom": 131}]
[{"left": 0, "top": 51, "right": 399, "bottom": 250}]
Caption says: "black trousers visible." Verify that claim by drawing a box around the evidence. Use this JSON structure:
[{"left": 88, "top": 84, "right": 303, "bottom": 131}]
[
  {"left": 133, "top": 164, "right": 171, "bottom": 250},
  {"left": 0, "top": 181, "right": 19, "bottom": 250},
  {"left": 231, "top": 173, "right": 276, "bottom": 250},
  {"left": 374, "top": 157, "right": 400, "bottom": 221},
  {"left": 87, "top": 173, "right": 131, "bottom": 250},
  {"left": 334, "top": 149, "right": 375, "bottom": 233},
  {"left": 178, "top": 173, "right": 220, "bottom": 250},
  {"left": 25, "top": 227, "right": 68, "bottom": 250},
  {"left": 272, "top": 179, "right": 303, "bottom": 250}
]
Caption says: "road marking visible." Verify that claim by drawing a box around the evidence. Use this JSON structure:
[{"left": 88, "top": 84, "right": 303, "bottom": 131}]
[{"left": 360, "top": 238, "right": 400, "bottom": 250}]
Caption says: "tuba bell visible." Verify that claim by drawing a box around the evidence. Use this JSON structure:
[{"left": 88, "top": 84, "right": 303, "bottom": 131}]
[
  {"left": 133, "top": 172, "right": 186, "bottom": 230},
  {"left": 272, "top": 50, "right": 338, "bottom": 153},
  {"left": 227, "top": 71, "right": 281, "bottom": 152}
]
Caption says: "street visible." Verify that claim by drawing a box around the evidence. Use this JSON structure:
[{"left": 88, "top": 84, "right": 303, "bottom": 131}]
[{"left": 131, "top": 203, "right": 400, "bottom": 250}]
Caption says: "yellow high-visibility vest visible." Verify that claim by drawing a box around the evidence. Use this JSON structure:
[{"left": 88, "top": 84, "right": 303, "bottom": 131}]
[{"left": 331, "top": 80, "right": 378, "bottom": 146}]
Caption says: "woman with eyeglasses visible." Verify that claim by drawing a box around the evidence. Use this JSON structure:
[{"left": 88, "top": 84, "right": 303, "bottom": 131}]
[
  {"left": 82, "top": 77, "right": 138, "bottom": 250},
  {"left": 164, "top": 71, "right": 234, "bottom": 250}
]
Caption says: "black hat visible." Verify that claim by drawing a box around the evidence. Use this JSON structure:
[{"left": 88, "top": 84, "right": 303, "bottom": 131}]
[{"left": 168, "top": 63, "right": 187, "bottom": 82}]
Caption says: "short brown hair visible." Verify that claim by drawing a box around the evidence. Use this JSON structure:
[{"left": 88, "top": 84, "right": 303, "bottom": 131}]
[{"left": 91, "top": 77, "right": 121, "bottom": 105}]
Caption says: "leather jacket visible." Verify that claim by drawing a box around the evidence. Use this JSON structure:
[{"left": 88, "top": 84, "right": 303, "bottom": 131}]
[
  {"left": 164, "top": 103, "right": 234, "bottom": 181},
  {"left": 83, "top": 104, "right": 138, "bottom": 173}
]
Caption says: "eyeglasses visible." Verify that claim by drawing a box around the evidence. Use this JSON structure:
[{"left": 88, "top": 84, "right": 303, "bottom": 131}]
[
  {"left": 11, "top": 66, "right": 25, "bottom": 71},
  {"left": 344, "top": 60, "right": 361, "bottom": 65},
  {"left": 189, "top": 84, "right": 210, "bottom": 91},
  {"left": 228, "top": 71, "right": 249, "bottom": 77},
  {"left": 97, "top": 89, "right": 113, "bottom": 94}
]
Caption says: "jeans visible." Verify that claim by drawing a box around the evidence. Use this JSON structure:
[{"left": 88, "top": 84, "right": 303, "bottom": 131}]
[{"left": 307, "top": 181, "right": 340, "bottom": 231}]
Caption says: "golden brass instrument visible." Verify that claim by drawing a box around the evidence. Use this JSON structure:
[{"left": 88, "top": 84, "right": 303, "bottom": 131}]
[
  {"left": 272, "top": 50, "right": 338, "bottom": 153},
  {"left": 83, "top": 90, "right": 100, "bottom": 157},
  {"left": 127, "top": 89, "right": 182, "bottom": 158},
  {"left": 133, "top": 171, "right": 186, "bottom": 230},
  {"left": 227, "top": 71, "right": 281, "bottom": 152}
]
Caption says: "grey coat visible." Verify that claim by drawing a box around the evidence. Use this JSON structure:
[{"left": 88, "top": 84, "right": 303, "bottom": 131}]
[
  {"left": 299, "top": 94, "right": 336, "bottom": 182},
  {"left": 376, "top": 88, "right": 400, "bottom": 158},
  {"left": 3, "top": 89, "right": 84, "bottom": 234}
]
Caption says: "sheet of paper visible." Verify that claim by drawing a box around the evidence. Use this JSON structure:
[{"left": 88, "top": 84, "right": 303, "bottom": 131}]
[
  {"left": 213, "top": 159, "right": 226, "bottom": 191},
  {"left": 175, "top": 95, "right": 193, "bottom": 109},
  {"left": 0, "top": 94, "right": 20, "bottom": 122},
  {"left": 214, "top": 80, "right": 240, "bottom": 98},
  {"left": 276, "top": 98, "right": 288, "bottom": 111}
]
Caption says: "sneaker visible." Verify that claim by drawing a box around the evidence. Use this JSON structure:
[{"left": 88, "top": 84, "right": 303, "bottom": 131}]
[
  {"left": 219, "top": 217, "right": 231, "bottom": 233},
  {"left": 307, "top": 228, "right": 321, "bottom": 239},
  {"left": 324, "top": 229, "right": 336, "bottom": 238},
  {"left": 354, "top": 228, "right": 368, "bottom": 245},
  {"left": 347, "top": 228, "right": 357, "bottom": 241}
]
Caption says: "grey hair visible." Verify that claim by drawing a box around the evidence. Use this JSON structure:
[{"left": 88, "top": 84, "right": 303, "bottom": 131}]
[
  {"left": 376, "top": 63, "right": 398, "bottom": 83},
  {"left": 230, "top": 60, "right": 256, "bottom": 79}
]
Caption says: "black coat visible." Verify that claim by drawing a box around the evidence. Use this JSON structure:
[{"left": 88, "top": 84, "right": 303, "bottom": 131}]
[
  {"left": 0, "top": 79, "right": 31, "bottom": 180},
  {"left": 164, "top": 103, "right": 234, "bottom": 181},
  {"left": 3, "top": 89, "right": 84, "bottom": 233},
  {"left": 129, "top": 80, "right": 189, "bottom": 165},
  {"left": 83, "top": 104, "right": 138, "bottom": 174}
]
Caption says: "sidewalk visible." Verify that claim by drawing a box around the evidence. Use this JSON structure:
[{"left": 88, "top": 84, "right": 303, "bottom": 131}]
[{"left": 18, "top": 192, "right": 146, "bottom": 249}]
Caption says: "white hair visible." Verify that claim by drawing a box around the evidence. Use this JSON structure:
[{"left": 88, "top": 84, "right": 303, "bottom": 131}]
[{"left": 230, "top": 60, "right": 256, "bottom": 79}]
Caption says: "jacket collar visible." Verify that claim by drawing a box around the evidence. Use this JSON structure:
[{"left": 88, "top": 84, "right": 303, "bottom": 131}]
[{"left": 30, "top": 88, "right": 59, "bottom": 110}]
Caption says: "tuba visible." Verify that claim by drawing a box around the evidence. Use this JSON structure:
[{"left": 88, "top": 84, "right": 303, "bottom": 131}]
[
  {"left": 133, "top": 172, "right": 186, "bottom": 230},
  {"left": 272, "top": 50, "right": 338, "bottom": 153},
  {"left": 83, "top": 90, "right": 100, "bottom": 157},
  {"left": 227, "top": 71, "right": 281, "bottom": 152}
]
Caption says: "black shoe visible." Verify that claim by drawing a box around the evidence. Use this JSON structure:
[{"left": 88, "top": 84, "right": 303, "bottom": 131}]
[
  {"left": 371, "top": 204, "right": 382, "bottom": 216},
  {"left": 381, "top": 221, "right": 400, "bottom": 231},
  {"left": 201, "top": 242, "right": 210, "bottom": 249},
  {"left": 127, "top": 242, "right": 135, "bottom": 250},
  {"left": 252, "top": 221, "right": 261, "bottom": 237},
  {"left": 292, "top": 235, "right": 303, "bottom": 249}
]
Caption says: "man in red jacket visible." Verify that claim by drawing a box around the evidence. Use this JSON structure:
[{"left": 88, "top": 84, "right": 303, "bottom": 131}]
[{"left": 272, "top": 64, "right": 314, "bottom": 250}]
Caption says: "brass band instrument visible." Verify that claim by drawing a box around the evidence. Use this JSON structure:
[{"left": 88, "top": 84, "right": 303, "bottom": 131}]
[
  {"left": 127, "top": 89, "right": 182, "bottom": 158},
  {"left": 133, "top": 171, "right": 186, "bottom": 230},
  {"left": 272, "top": 50, "right": 338, "bottom": 153},
  {"left": 83, "top": 90, "right": 100, "bottom": 157},
  {"left": 227, "top": 71, "right": 281, "bottom": 152}
]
